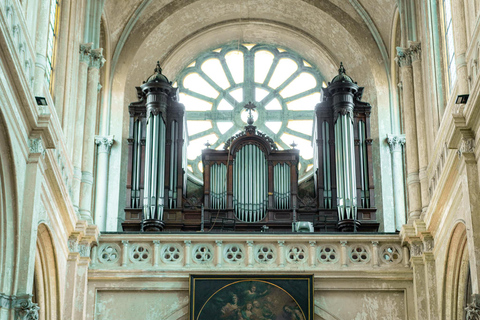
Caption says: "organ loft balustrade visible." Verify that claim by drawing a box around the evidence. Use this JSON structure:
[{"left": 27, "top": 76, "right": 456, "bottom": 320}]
[{"left": 122, "top": 62, "right": 378, "bottom": 232}]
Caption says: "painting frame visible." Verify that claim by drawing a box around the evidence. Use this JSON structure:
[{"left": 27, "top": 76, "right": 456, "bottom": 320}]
[{"left": 190, "top": 274, "right": 314, "bottom": 320}]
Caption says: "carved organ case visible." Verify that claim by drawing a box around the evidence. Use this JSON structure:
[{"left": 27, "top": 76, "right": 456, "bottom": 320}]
[
  {"left": 124, "top": 62, "right": 187, "bottom": 231},
  {"left": 202, "top": 106, "right": 299, "bottom": 231},
  {"left": 313, "top": 64, "right": 377, "bottom": 231}
]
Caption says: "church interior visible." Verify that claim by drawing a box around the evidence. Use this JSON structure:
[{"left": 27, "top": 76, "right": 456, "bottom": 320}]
[{"left": 1, "top": 0, "right": 480, "bottom": 319}]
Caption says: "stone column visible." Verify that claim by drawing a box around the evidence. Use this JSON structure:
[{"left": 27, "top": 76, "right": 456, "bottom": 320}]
[
  {"left": 33, "top": 0, "right": 50, "bottom": 96},
  {"left": 79, "top": 48, "right": 105, "bottom": 222},
  {"left": 63, "top": 222, "right": 98, "bottom": 320},
  {"left": 457, "top": 135, "right": 480, "bottom": 294},
  {"left": 421, "top": 234, "right": 439, "bottom": 319},
  {"left": 409, "top": 240, "right": 429, "bottom": 319},
  {"left": 72, "top": 43, "right": 92, "bottom": 217},
  {"left": 402, "top": 222, "right": 439, "bottom": 320},
  {"left": 387, "top": 134, "right": 407, "bottom": 230},
  {"left": 396, "top": 47, "right": 422, "bottom": 221},
  {"left": 409, "top": 42, "right": 429, "bottom": 216},
  {"left": 450, "top": 0, "right": 469, "bottom": 95},
  {"left": 10, "top": 137, "right": 45, "bottom": 320},
  {"left": 94, "top": 136, "right": 114, "bottom": 231}
]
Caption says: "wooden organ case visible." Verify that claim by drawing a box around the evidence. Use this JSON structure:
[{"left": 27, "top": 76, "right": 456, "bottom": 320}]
[
  {"left": 122, "top": 62, "right": 379, "bottom": 232},
  {"left": 202, "top": 104, "right": 299, "bottom": 231}
]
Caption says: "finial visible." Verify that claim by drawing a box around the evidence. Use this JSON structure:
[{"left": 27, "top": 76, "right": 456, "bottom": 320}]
[
  {"left": 154, "top": 61, "right": 162, "bottom": 74},
  {"left": 244, "top": 102, "right": 256, "bottom": 125},
  {"left": 290, "top": 141, "right": 297, "bottom": 149},
  {"left": 338, "top": 62, "right": 345, "bottom": 75},
  {"left": 204, "top": 140, "right": 211, "bottom": 149}
]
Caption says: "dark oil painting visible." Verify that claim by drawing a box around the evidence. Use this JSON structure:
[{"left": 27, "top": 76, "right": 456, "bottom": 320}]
[{"left": 190, "top": 275, "right": 313, "bottom": 320}]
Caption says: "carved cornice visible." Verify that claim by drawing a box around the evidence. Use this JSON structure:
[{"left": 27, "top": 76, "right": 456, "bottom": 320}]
[
  {"left": 408, "top": 41, "right": 422, "bottom": 62},
  {"left": 386, "top": 134, "right": 406, "bottom": 153},
  {"left": 79, "top": 43, "right": 93, "bottom": 64},
  {"left": 95, "top": 135, "right": 114, "bottom": 154},
  {"left": 396, "top": 47, "right": 412, "bottom": 67}
]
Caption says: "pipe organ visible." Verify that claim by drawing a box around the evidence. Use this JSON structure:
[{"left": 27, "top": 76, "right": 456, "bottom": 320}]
[
  {"left": 124, "top": 62, "right": 187, "bottom": 231},
  {"left": 123, "top": 62, "right": 378, "bottom": 232},
  {"left": 313, "top": 63, "right": 376, "bottom": 231}
]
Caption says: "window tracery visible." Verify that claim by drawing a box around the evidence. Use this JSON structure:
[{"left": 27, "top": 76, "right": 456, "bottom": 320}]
[{"left": 176, "top": 43, "right": 325, "bottom": 182}]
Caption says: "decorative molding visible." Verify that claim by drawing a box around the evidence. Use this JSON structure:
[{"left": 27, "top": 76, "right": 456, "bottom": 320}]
[
  {"left": 423, "top": 238, "right": 434, "bottom": 252},
  {"left": 396, "top": 47, "right": 412, "bottom": 67},
  {"left": 0, "top": 293, "right": 14, "bottom": 309},
  {"left": 386, "top": 134, "right": 406, "bottom": 153},
  {"left": 95, "top": 135, "right": 114, "bottom": 154}
]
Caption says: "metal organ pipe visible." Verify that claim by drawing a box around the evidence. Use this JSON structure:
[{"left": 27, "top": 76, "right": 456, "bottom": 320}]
[{"left": 233, "top": 144, "right": 267, "bottom": 222}]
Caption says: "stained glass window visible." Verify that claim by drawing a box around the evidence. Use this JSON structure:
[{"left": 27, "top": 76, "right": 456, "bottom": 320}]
[
  {"left": 443, "top": 0, "right": 456, "bottom": 91},
  {"left": 46, "top": 0, "right": 60, "bottom": 90},
  {"left": 176, "top": 44, "right": 325, "bottom": 182}
]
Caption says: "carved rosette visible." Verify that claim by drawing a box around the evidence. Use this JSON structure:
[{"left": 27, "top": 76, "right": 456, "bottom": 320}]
[
  {"left": 386, "top": 134, "right": 406, "bottom": 153},
  {"left": 95, "top": 135, "right": 114, "bottom": 154}
]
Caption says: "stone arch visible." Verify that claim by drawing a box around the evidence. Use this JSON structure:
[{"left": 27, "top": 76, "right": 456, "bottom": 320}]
[
  {"left": 33, "top": 223, "right": 61, "bottom": 320},
  {"left": 0, "top": 108, "right": 18, "bottom": 295},
  {"left": 442, "top": 222, "right": 470, "bottom": 319}
]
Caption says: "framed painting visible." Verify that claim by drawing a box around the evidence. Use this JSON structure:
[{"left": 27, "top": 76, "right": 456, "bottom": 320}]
[{"left": 190, "top": 274, "right": 314, "bottom": 320}]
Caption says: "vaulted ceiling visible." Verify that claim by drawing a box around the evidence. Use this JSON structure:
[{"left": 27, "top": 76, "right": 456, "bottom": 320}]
[{"left": 102, "top": 0, "right": 398, "bottom": 126}]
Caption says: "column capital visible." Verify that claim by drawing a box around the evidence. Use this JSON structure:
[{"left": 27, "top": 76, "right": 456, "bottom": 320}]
[
  {"left": 408, "top": 41, "right": 422, "bottom": 62},
  {"left": 395, "top": 47, "right": 412, "bottom": 67},
  {"left": 79, "top": 43, "right": 93, "bottom": 64},
  {"left": 90, "top": 48, "right": 105, "bottom": 69},
  {"left": 458, "top": 137, "right": 475, "bottom": 158},
  {"left": 14, "top": 295, "right": 39, "bottom": 320},
  {"left": 95, "top": 135, "right": 114, "bottom": 154},
  {"left": 386, "top": 134, "right": 406, "bottom": 153},
  {"left": 465, "top": 294, "right": 480, "bottom": 319},
  {"left": 28, "top": 137, "right": 45, "bottom": 159}
]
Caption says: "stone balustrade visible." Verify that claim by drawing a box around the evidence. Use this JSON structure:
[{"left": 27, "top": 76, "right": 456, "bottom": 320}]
[{"left": 90, "top": 234, "right": 408, "bottom": 272}]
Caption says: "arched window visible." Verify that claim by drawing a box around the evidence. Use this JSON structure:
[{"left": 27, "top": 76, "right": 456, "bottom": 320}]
[
  {"left": 442, "top": 0, "right": 456, "bottom": 92},
  {"left": 176, "top": 43, "right": 326, "bottom": 183},
  {"left": 46, "top": 0, "right": 60, "bottom": 89}
]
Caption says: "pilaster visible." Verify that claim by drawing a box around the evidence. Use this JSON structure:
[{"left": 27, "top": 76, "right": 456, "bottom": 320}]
[
  {"left": 408, "top": 41, "right": 429, "bottom": 216},
  {"left": 94, "top": 136, "right": 114, "bottom": 231},
  {"left": 63, "top": 221, "right": 99, "bottom": 320},
  {"left": 79, "top": 48, "right": 105, "bottom": 222},
  {"left": 386, "top": 134, "right": 406, "bottom": 230},
  {"left": 396, "top": 46, "right": 422, "bottom": 221},
  {"left": 72, "top": 43, "right": 92, "bottom": 217},
  {"left": 456, "top": 132, "right": 480, "bottom": 295}
]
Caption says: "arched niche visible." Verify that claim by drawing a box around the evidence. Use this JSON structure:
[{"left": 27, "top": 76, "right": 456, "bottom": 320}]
[
  {"left": 0, "top": 109, "right": 18, "bottom": 295},
  {"left": 442, "top": 222, "right": 471, "bottom": 319},
  {"left": 33, "top": 223, "right": 61, "bottom": 320}
]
